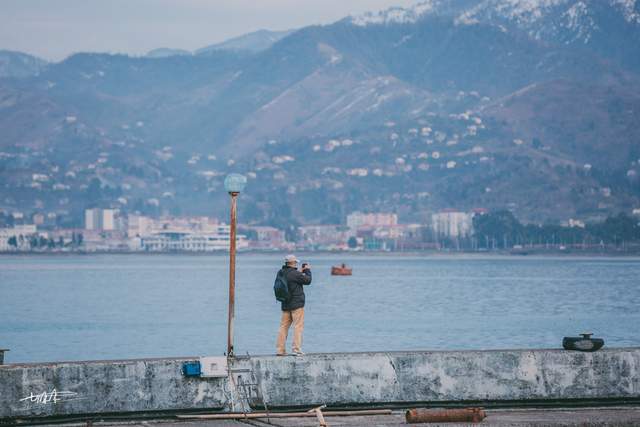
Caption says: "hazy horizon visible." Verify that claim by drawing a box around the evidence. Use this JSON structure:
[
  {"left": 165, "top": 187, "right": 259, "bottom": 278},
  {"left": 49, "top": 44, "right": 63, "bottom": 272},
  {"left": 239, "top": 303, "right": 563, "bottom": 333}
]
[{"left": 0, "top": 0, "right": 417, "bottom": 61}]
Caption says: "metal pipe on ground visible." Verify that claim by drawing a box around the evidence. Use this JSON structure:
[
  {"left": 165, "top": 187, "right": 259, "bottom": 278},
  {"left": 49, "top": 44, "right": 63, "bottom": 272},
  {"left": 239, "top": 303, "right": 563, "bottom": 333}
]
[
  {"left": 406, "top": 408, "right": 487, "bottom": 423},
  {"left": 308, "top": 404, "right": 328, "bottom": 426},
  {"left": 177, "top": 409, "right": 392, "bottom": 420}
]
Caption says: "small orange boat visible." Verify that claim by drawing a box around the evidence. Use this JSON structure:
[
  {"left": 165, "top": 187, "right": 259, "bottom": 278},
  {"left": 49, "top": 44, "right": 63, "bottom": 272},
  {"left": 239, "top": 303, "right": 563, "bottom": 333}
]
[{"left": 331, "top": 263, "right": 352, "bottom": 276}]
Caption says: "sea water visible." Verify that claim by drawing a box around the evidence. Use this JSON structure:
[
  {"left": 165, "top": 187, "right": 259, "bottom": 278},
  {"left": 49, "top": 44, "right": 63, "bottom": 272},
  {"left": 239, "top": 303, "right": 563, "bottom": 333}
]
[{"left": 1, "top": 254, "right": 639, "bottom": 362}]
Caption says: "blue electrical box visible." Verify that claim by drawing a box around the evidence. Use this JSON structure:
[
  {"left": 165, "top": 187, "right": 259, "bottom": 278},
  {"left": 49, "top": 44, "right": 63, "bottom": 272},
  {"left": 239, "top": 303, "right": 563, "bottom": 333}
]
[{"left": 182, "top": 361, "right": 201, "bottom": 377}]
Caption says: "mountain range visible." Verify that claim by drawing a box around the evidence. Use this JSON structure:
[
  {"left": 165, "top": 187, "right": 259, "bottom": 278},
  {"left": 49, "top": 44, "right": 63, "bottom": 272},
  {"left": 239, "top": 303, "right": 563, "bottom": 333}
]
[{"left": 1, "top": 0, "right": 639, "bottom": 227}]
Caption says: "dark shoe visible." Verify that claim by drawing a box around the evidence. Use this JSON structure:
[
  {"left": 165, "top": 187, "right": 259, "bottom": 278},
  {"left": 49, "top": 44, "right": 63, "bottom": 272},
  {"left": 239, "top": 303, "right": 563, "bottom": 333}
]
[{"left": 276, "top": 352, "right": 288, "bottom": 356}]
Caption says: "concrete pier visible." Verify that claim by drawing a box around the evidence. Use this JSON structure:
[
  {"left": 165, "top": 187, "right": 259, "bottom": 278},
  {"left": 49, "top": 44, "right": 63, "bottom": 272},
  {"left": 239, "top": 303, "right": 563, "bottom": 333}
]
[{"left": 1, "top": 348, "right": 639, "bottom": 422}]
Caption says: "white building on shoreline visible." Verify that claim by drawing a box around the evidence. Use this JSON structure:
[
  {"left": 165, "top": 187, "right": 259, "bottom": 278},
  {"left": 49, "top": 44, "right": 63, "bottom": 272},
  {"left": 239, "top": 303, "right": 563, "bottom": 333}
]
[
  {"left": 431, "top": 210, "right": 474, "bottom": 238},
  {"left": 85, "top": 208, "right": 116, "bottom": 231},
  {"left": 140, "top": 225, "right": 248, "bottom": 252},
  {"left": 347, "top": 212, "right": 398, "bottom": 229}
]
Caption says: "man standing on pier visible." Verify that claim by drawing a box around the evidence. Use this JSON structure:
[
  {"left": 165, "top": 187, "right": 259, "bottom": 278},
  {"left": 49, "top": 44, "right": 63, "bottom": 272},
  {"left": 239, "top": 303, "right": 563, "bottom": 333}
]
[{"left": 276, "top": 254, "right": 312, "bottom": 356}]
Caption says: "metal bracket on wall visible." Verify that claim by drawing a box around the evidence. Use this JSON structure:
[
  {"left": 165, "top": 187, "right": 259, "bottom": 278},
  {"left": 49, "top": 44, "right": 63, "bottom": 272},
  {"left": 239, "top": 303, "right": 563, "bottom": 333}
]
[{"left": 199, "top": 356, "right": 228, "bottom": 378}]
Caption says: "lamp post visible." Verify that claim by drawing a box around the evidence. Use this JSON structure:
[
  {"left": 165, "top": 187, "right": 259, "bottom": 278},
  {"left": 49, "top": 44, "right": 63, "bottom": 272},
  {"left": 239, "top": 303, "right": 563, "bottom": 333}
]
[{"left": 223, "top": 173, "right": 247, "bottom": 358}]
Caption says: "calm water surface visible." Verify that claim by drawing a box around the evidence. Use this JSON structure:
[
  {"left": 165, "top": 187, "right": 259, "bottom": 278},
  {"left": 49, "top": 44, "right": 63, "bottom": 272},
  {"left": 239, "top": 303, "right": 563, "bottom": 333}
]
[{"left": 1, "top": 254, "right": 639, "bottom": 363}]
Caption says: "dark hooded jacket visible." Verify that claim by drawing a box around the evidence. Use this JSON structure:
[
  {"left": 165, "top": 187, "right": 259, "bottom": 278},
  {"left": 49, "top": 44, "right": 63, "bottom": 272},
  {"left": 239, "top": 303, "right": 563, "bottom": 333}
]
[{"left": 279, "top": 265, "right": 312, "bottom": 311}]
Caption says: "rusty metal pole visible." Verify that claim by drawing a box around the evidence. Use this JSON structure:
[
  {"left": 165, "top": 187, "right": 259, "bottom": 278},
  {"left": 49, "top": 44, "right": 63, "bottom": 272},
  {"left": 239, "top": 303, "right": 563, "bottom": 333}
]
[
  {"left": 406, "top": 408, "right": 486, "bottom": 424},
  {"left": 227, "top": 192, "right": 239, "bottom": 358}
]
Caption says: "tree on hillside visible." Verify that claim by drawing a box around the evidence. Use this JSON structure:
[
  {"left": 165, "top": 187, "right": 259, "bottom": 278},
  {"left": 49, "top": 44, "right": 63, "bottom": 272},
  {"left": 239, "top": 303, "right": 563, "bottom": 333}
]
[
  {"left": 588, "top": 213, "right": 640, "bottom": 244},
  {"left": 473, "top": 210, "right": 523, "bottom": 248}
]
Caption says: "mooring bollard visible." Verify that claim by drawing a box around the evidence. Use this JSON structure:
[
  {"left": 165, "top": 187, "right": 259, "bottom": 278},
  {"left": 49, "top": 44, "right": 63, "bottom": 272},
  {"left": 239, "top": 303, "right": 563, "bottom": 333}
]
[
  {"left": 0, "top": 349, "right": 8, "bottom": 365},
  {"left": 563, "top": 332, "right": 605, "bottom": 352},
  {"left": 406, "top": 408, "right": 486, "bottom": 423}
]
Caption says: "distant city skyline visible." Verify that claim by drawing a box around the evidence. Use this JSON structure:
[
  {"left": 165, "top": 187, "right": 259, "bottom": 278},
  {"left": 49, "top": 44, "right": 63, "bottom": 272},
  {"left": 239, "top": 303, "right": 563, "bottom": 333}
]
[{"left": 0, "top": 0, "right": 417, "bottom": 61}]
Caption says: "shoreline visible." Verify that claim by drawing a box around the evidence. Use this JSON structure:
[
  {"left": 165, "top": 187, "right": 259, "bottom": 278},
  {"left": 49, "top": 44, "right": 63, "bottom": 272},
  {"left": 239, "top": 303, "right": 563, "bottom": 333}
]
[{"left": 1, "top": 250, "right": 640, "bottom": 258}]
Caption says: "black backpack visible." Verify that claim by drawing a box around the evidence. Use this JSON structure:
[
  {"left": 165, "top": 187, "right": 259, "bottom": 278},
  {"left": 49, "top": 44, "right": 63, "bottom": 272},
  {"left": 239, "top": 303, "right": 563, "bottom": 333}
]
[{"left": 273, "top": 269, "right": 290, "bottom": 302}]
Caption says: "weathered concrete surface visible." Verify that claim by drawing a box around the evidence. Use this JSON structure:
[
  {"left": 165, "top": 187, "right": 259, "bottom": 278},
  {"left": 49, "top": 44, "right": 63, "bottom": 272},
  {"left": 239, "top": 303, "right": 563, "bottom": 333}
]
[
  {"left": 250, "top": 349, "right": 640, "bottom": 407},
  {"left": 2, "top": 348, "right": 640, "bottom": 422},
  {"left": 0, "top": 357, "right": 226, "bottom": 420}
]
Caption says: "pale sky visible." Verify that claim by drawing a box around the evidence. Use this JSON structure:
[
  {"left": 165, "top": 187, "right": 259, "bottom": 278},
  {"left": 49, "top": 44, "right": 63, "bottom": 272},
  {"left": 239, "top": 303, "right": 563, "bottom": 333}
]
[{"left": 0, "top": 0, "right": 417, "bottom": 61}]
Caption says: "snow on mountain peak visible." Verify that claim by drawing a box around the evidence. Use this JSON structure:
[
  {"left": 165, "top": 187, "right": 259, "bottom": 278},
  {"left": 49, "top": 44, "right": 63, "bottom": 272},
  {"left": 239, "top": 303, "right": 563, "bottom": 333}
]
[
  {"left": 562, "top": 1, "right": 597, "bottom": 43},
  {"left": 351, "top": 0, "right": 640, "bottom": 30},
  {"left": 350, "top": 0, "right": 440, "bottom": 26},
  {"left": 610, "top": 0, "right": 640, "bottom": 24},
  {"left": 351, "top": 0, "right": 574, "bottom": 27},
  {"left": 462, "top": 0, "right": 570, "bottom": 26}
]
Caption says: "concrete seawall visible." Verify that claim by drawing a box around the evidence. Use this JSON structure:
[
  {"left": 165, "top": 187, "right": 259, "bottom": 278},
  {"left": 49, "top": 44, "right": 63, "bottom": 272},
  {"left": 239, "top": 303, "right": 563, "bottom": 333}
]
[{"left": 1, "top": 348, "right": 639, "bottom": 421}]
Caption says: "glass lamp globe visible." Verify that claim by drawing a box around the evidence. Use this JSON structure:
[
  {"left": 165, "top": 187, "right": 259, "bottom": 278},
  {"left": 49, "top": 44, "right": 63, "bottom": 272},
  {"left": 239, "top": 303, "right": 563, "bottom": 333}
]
[{"left": 224, "top": 173, "right": 247, "bottom": 193}]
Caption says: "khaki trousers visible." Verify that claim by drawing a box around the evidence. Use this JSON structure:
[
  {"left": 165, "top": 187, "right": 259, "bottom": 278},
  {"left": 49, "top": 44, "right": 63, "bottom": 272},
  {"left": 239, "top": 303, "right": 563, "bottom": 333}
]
[{"left": 276, "top": 307, "right": 304, "bottom": 354}]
